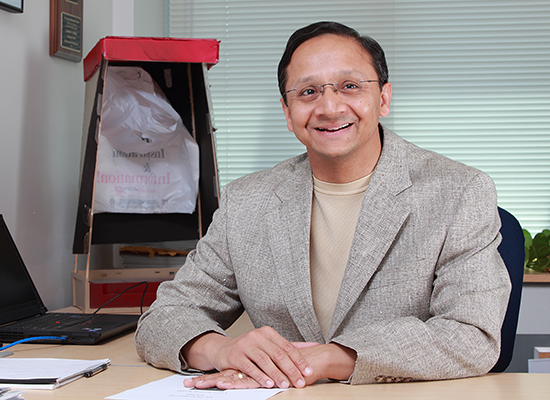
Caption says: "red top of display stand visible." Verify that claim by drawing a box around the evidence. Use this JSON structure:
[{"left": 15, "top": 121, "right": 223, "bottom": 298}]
[{"left": 83, "top": 36, "right": 220, "bottom": 81}]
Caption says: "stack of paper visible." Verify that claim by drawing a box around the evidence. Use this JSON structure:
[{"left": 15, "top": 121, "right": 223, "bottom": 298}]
[
  {"left": 528, "top": 358, "right": 550, "bottom": 373},
  {"left": 0, "top": 388, "right": 24, "bottom": 400},
  {"left": 528, "top": 347, "right": 550, "bottom": 373},
  {"left": 534, "top": 347, "right": 550, "bottom": 359},
  {"left": 0, "top": 358, "right": 110, "bottom": 390}
]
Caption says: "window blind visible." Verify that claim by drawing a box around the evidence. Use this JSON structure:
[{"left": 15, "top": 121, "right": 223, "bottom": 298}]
[{"left": 168, "top": 0, "right": 550, "bottom": 233}]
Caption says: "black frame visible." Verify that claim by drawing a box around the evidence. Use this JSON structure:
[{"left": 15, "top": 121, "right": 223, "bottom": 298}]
[{"left": 0, "top": 0, "right": 23, "bottom": 13}]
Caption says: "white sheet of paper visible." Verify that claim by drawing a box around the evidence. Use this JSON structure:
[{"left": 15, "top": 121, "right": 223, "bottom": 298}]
[
  {"left": 528, "top": 358, "right": 550, "bottom": 373},
  {"left": 106, "top": 374, "right": 286, "bottom": 400}
]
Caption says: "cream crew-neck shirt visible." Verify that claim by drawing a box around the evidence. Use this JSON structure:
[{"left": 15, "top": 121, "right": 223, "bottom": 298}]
[{"left": 310, "top": 173, "right": 372, "bottom": 340}]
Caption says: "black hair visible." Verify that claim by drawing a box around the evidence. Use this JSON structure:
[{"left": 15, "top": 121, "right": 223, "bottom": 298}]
[{"left": 277, "top": 21, "right": 389, "bottom": 105}]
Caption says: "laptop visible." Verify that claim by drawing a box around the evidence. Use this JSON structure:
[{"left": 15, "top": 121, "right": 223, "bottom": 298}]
[{"left": 0, "top": 215, "right": 139, "bottom": 345}]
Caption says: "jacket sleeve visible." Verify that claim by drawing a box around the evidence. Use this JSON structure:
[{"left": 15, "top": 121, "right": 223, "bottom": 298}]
[
  {"left": 134, "top": 187, "right": 244, "bottom": 373},
  {"left": 331, "top": 172, "right": 512, "bottom": 384}
]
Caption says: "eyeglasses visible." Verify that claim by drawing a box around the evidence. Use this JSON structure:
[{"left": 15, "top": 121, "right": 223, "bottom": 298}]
[{"left": 284, "top": 80, "right": 380, "bottom": 104}]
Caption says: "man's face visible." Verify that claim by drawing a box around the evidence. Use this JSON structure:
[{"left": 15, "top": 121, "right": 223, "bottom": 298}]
[{"left": 281, "top": 34, "right": 392, "bottom": 168}]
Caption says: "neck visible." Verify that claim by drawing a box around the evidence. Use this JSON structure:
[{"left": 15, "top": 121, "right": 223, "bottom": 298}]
[
  {"left": 311, "top": 158, "right": 378, "bottom": 183},
  {"left": 309, "top": 139, "right": 382, "bottom": 184}
]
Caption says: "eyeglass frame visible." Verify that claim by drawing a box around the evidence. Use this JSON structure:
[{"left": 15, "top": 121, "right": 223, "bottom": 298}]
[{"left": 283, "top": 79, "right": 380, "bottom": 103}]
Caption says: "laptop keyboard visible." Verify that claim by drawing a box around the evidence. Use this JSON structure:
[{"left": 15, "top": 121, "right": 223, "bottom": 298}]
[{"left": 4, "top": 313, "right": 92, "bottom": 331}]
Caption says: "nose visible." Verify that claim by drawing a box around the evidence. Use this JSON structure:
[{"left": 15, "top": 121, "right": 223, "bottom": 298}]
[
  {"left": 315, "top": 84, "right": 346, "bottom": 117},
  {"left": 319, "top": 83, "right": 338, "bottom": 94}
]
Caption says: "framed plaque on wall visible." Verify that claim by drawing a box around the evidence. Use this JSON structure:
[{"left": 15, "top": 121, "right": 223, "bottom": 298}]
[
  {"left": 50, "top": 0, "right": 83, "bottom": 62},
  {"left": 0, "top": 0, "right": 23, "bottom": 13}
]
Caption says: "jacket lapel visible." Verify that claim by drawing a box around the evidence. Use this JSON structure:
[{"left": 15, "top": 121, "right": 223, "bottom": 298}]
[
  {"left": 265, "top": 158, "right": 325, "bottom": 343},
  {"left": 328, "top": 128, "right": 412, "bottom": 339},
  {"left": 263, "top": 128, "right": 413, "bottom": 343}
]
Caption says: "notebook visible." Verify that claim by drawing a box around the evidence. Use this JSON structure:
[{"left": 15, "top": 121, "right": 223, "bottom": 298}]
[{"left": 0, "top": 215, "right": 139, "bottom": 345}]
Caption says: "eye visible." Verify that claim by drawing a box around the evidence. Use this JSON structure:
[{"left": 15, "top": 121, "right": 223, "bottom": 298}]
[
  {"left": 340, "top": 82, "right": 361, "bottom": 93},
  {"left": 298, "top": 87, "right": 318, "bottom": 97}
]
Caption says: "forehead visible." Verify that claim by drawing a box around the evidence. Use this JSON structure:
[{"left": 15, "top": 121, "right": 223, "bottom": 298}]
[{"left": 286, "top": 34, "right": 375, "bottom": 85}]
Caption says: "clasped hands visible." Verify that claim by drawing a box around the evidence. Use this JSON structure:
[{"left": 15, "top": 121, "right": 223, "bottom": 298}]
[{"left": 182, "top": 326, "right": 356, "bottom": 390}]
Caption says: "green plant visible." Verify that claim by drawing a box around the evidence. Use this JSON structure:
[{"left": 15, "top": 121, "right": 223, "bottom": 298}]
[{"left": 524, "top": 229, "right": 550, "bottom": 273}]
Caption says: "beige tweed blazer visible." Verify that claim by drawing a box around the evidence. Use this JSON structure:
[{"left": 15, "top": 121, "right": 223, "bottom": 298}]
[{"left": 135, "top": 126, "right": 511, "bottom": 384}]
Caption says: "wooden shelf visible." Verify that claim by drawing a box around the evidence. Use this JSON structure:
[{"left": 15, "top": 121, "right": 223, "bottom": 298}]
[{"left": 523, "top": 272, "right": 550, "bottom": 283}]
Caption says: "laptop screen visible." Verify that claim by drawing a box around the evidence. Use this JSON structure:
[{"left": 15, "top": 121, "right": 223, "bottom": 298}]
[{"left": 0, "top": 215, "right": 45, "bottom": 325}]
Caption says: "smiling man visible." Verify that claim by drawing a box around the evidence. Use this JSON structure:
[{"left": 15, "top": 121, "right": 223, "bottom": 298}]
[
  {"left": 280, "top": 32, "right": 389, "bottom": 183},
  {"left": 135, "top": 21, "right": 511, "bottom": 388}
]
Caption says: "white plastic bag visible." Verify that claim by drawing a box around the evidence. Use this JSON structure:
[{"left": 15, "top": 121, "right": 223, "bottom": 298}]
[{"left": 93, "top": 66, "right": 200, "bottom": 214}]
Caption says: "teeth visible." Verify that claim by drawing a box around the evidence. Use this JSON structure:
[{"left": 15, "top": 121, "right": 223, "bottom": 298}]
[{"left": 318, "top": 123, "right": 351, "bottom": 132}]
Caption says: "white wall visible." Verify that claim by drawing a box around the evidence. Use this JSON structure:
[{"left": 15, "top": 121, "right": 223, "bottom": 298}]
[
  {"left": 134, "top": 0, "right": 165, "bottom": 37},
  {"left": 0, "top": 0, "right": 165, "bottom": 311},
  {"left": 1, "top": 0, "right": 548, "bottom": 336}
]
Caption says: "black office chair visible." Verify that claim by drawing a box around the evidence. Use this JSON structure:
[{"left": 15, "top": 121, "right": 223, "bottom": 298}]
[{"left": 489, "top": 207, "right": 525, "bottom": 372}]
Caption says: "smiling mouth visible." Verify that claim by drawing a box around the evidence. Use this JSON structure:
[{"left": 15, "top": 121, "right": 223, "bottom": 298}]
[{"left": 317, "top": 123, "right": 352, "bottom": 132}]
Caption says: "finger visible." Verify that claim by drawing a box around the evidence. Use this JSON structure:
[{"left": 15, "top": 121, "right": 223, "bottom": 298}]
[
  {"left": 247, "top": 328, "right": 311, "bottom": 388},
  {"left": 292, "top": 341, "right": 320, "bottom": 349},
  {"left": 211, "top": 364, "right": 276, "bottom": 390},
  {"left": 216, "top": 371, "right": 262, "bottom": 390},
  {"left": 240, "top": 346, "right": 289, "bottom": 388},
  {"left": 232, "top": 352, "right": 278, "bottom": 388},
  {"left": 269, "top": 341, "right": 308, "bottom": 387},
  {"left": 218, "top": 330, "right": 285, "bottom": 388},
  {"left": 183, "top": 373, "right": 224, "bottom": 389},
  {"left": 183, "top": 371, "right": 231, "bottom": 389},
  {"left": 183, "top": 378, "right": 195, "bottom": 388},
  {"left": 260, "top": 328, "right": 314, "bottom": 379},
  {"left": 183, "top": 369, "right": 238, "bottom": 388},
  {"left": 261, "top": 329, "right": 314, "bottom": 384},
  {"left": 189, "top": 370, "right": 262, "bottom": 390},
  {"left": 214, "top": 327, "right": 312, "bottom": 388}
]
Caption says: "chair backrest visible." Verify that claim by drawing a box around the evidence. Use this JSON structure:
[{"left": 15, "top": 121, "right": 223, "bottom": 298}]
[{"left": 490, "top": 207, "right": 524, "bottom": 372}]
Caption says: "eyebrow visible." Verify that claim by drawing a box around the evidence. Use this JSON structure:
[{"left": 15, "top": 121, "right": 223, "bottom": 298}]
[{"left": 291, "top": 69, "right": 369, "bottom": 87}]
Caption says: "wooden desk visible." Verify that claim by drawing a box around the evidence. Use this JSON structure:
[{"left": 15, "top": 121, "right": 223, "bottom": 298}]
[
  {"left": 6, "top": 330, "right": 550, "bottom": 400},
  {"left": 4, "top": 332, "right": 172, "bottom": 399}
]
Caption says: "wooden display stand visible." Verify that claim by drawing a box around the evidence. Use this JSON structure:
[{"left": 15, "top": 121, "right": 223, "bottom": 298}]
[{"left": 72, "top": 37, "right": 220, "bottom": 312}]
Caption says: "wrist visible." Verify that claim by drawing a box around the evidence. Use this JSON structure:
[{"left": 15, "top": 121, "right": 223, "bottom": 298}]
[
  {"left": 324, "top": 343, "right": 356, "bottom": 381},
  {"left": 182, "top": 332, "right": 227, "bottom": 371}
]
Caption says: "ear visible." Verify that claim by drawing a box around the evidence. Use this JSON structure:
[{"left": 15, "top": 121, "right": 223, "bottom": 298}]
[
  {"left": 379, "top": 82, "right": 392, "bottom": 118},
  {"left": 280, "top": 97, "right": 294, "bottom": 132}
]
